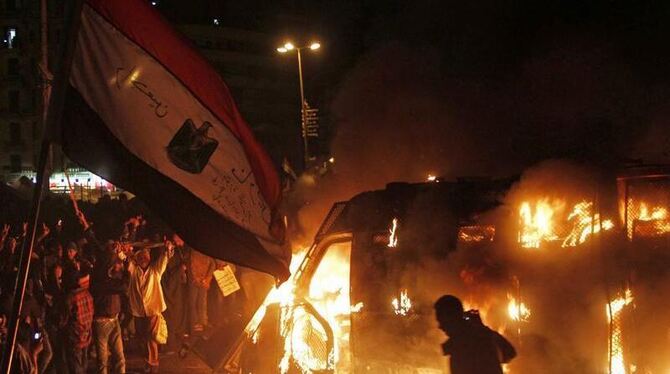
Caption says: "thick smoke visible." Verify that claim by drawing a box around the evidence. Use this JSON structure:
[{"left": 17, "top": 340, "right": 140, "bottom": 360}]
[
  {"left": 372, "top": 160, "right": 670, "bottom": 373},
  {"left": 283, "top": 3, "right": 670, "bottom": 370},
  {"left": 291, "top": 32, "right": 667, "bottom": 242}
]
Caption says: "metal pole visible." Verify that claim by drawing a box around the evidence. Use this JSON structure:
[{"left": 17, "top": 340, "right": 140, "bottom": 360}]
[
  {"left": 0, "top": 0, "right": 83, "bottom": 371},
  {"left": 41, "top": 0, "right": 54, "bottom": 172},
  {"left": 296, "top": 48, "right": 309, "bottom": 169},
  {"left": 1, "top": 141, "right": 52, "bottom": 373}
]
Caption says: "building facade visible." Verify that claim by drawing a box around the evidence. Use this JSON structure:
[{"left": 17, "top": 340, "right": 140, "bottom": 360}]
[{"left": 0, "top": 0, "right": 65, "bottom": 181}]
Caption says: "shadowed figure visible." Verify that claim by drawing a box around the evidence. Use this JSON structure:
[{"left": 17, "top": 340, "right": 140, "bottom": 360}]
[{"left": 435, "top": 295, "right": 516, "bottom": 374}]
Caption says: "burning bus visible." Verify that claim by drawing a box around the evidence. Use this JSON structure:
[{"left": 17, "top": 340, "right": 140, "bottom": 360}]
[{"left": 197, "top": 162, "right": 670, "bottom": 374}]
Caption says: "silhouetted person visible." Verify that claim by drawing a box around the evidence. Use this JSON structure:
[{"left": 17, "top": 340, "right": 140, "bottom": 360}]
[{"left": 435, "top": 295, "right": 516, "bottom": 374}]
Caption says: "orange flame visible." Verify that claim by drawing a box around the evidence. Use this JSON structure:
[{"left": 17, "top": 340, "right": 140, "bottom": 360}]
[
  {"left": 519, "top": 199, "right": 563, "bottom": 248},
  {"left": 507, "top": 295, "right": 531, "bottom": 322},
  {"left": 388, "top": 218, "right": 399, "bottom": 248},
  {"left": 519, "top": 199, "right": 613, "bottom": 248},
  {"left": 607, "top": 290, "right": 633, "bottom": 374},
  {"left": 562, "top": 201, "right": 614, "bottom": 247},
  {"left": 459, "top": 225, "right": 496, "bottom": 242},
  {"left": 391, "top": 289, "right": 413, "bottom": 316},
  {"left": 626, "top": 200, "right": 670, "bottom": 240}
]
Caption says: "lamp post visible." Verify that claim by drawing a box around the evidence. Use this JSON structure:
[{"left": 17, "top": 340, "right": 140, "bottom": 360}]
[{"left": 277, "top": 41, "right": 321, "bottom": 169}]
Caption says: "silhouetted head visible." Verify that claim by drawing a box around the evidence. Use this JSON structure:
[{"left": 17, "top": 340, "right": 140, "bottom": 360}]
[{"left": 435, "top": 294, "right": 464, "bottom": 334}]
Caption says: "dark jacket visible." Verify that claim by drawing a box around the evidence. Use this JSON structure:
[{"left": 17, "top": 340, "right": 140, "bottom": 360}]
[
  {"left": 87, "top": 230, "right": 128, "bottom": 318},
  {"left": 442, "top": 322, "right": 516, "bottom": 374}
]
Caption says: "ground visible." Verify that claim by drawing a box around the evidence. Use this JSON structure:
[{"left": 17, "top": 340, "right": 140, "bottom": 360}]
[{"left": 125, "top": 351, "right": 214, "bottom": 374}]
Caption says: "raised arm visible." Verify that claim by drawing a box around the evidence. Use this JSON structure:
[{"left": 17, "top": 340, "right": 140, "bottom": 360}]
[{"left": 153, "top": 240, "right": 175, "bottom": 275}]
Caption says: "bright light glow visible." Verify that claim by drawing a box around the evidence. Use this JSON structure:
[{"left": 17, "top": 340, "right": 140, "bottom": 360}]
[
  {"left": 213, "top": 18, "right": 220, "bottom": 25},
  {"left": 607, "top": 290, "right": 633, "bottom": 374},
  {"left": 7, "top": 28, "right": 16, "bottom": 49},
  {"left": 251, "top": 244, "right": 356, "bottom": 373},
  {"left": 276, "top": 47, "right": 288, "bottom": 53},
  {"left": 427, "top": 174, "right": 437, "bottom": 182},
  {"left": 562, "top": 201, "right": 614, "bottom": 247},
  {"left": 507, "top": 295, "right": 531, "bottom": 322},
  {"left": 284, "top": 42, "right": 295, "bottom": 50},
  {"left": 518, "top": 199, "right": 614, "bottom": 249},
  {"left": 626, "top": 199, "right": 670, "bottom": 239},
  {"left": 387, "top": 218, "right": 399, "bottom": 247},
  {"left": 328, "top": 157, "right": 335, "bottom": 163},
  {"left": 459, "top": 225, "right": 496, "bottom": 242},
  {"left": 519, "top": 199, "right": 562, "bottom": 248},
  {"left": 310, "top": 42, "right": 321, "bottom": 50},
  {"left": 391, "top": 290, "right": 412, "bottom": 316}
]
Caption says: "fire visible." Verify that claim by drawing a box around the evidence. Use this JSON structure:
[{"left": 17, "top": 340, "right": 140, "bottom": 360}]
[
  {"left": 519, "top": 199, "right": 613, "bottom": 248},
  {"left": 458, "top": 225, "right": 496, "bottom": 242},
  {"left": 519, "top": 199, "right": 562, "bottom": 248},
  {"left": 350, "top": 302, "right": 364, "bottom": 313},
  {"left": 626, "top": 200, "right": 670, "bottom": 239},
  {"left": 391, "top": 289, "right": 412, "bottom": 316},
  {"left": 607, "top": 290, "right": 633, "bottom": 374},
  {"left": 507, "top": 295, "right": 531, "bottom": 322},
  {"left": 427, "top": 174, "right": 438, "bottom": 182},
  {"left": 272, "top": 243, "right": 355, "bottom": 373},
  {"left": 388, "top": 218, "right": 399, "bottom": 248},
  {"left": 562, "top": 201, "right": 614, "bottom": 247}
]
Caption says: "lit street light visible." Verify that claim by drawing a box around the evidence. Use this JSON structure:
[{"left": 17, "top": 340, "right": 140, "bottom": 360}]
[{"left": 277, "top": 41, "right": 320, "bottom": 168}]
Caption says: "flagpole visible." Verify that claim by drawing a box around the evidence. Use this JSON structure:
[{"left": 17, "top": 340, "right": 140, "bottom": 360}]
[{"left": 0, "top": 0, "right": 83, "bottom": 372}]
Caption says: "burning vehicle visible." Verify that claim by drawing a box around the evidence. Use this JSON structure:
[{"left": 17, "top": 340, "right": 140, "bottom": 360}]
[{"left": 196, "top": 162, "right": 670, "bottom": 374}]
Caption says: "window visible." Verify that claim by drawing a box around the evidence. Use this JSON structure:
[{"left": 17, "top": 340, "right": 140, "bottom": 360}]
[
  {"left": 5, "top": 27, "right": 17, "bottom": 49},
  {"left": 9, "top": 122, "right": 21, "bottom": 143},
  {"left": 7, "top": 58, "right": 18, "bottom": 75},
  {"left": 10, "top": 154, "right": 21, "bottom": 172},
  {"left": 9, "top": 90, "right": 19, "bottom": 112}
]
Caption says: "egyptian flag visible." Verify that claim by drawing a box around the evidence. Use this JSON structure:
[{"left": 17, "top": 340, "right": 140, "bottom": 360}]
[{"left": 60, "top": 0, "right": 290, "bottom": 280}]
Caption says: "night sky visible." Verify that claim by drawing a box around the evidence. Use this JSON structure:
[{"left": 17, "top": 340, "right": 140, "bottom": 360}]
[{"left": 161, "top": 0, "right": 670, "bottom": 178}]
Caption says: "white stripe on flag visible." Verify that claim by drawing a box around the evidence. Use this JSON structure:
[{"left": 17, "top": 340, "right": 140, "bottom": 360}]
[{"left": 71, "top": 5, "right": 274, "bottom": 241}]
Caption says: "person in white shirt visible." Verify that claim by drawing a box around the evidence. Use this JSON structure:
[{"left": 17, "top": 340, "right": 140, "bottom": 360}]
[{"left": 127, "top": 241, "right": 174, "bottom": 373}]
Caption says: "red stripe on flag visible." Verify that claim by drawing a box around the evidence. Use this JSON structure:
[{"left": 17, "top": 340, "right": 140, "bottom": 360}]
[{"left": 85, "top": 0, "right": 281, "bottom": 211}]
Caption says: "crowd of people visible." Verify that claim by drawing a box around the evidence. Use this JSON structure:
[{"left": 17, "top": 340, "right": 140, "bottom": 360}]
[{"left": 0, "top": 193, "right": 237, "bottom": 374}]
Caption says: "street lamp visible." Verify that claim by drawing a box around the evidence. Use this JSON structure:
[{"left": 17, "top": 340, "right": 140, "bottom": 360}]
[{"left": 277, "top": 41, "right": 320, "bottom": 168}]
